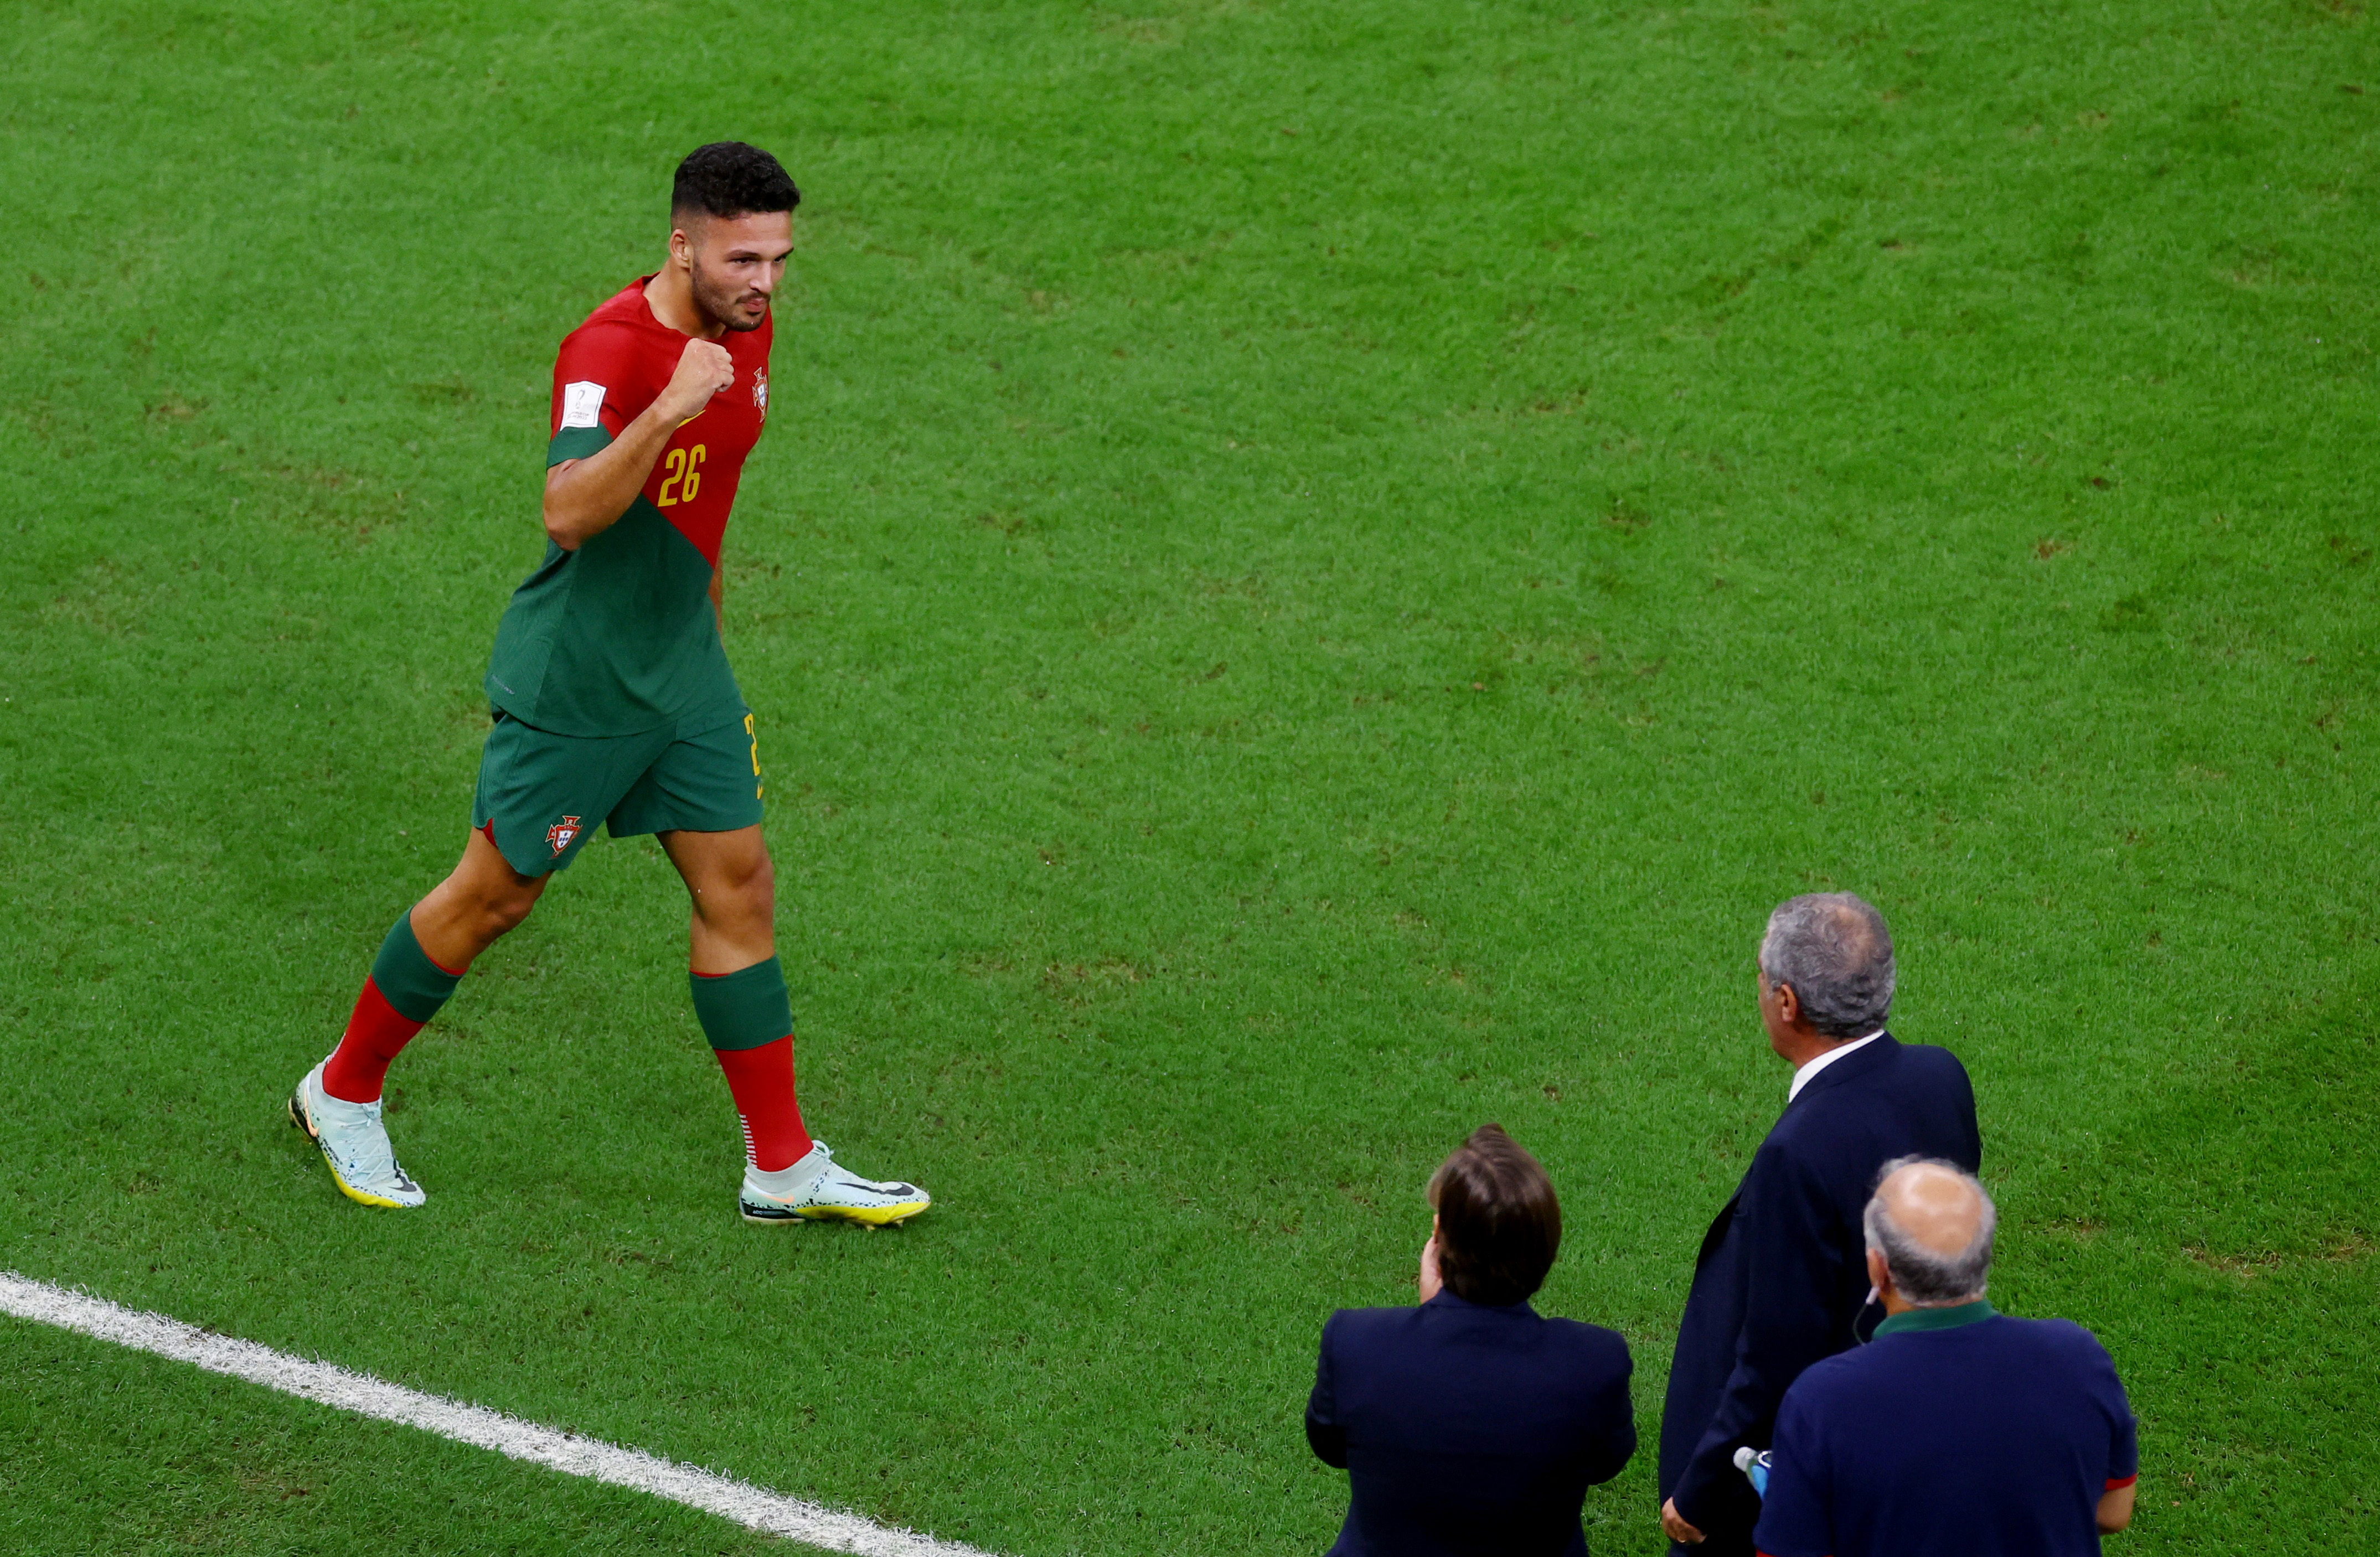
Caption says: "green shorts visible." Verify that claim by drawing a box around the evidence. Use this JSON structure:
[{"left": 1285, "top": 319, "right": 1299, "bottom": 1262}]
[{"left": 471, "top": 706, "right": 765, "bottom": 876}]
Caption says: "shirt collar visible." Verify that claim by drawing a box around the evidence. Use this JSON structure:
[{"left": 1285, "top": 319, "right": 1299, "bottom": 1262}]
[
  {"left": 1787, "top": 1030, "right": 1885, "bottom": 1101},
  {"left": 1424, "top": 1289, "right": 1537, "bottom": 1315},
  {"left": 1873, "top": 1297, "right": 1997, "bottom": 1337}
]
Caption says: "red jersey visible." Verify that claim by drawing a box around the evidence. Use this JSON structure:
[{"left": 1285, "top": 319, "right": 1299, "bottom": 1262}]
[
  {"left": 483, "top": 278, "right": 773, "bottom": 736},
  {"left": 549, "top": 276, "right": 772, "bottom": 569}
]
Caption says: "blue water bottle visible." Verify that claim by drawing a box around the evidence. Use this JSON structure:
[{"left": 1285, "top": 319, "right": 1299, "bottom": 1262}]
[{"left": 1732, "top": 1445, "right": 1773, "bottom": 1498}]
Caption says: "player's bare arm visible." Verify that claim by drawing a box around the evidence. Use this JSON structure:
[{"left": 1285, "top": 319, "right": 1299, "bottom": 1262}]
[
  {"left": 542, "top": 338, "right": 733, "bottom": 549},
  {"left": 543, "top": 205, "right": 789, "bottom": 550}
]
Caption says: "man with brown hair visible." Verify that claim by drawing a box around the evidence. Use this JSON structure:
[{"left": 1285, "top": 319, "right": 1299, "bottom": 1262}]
[
  {"left": 288, "top": 143, "right": 927, "bottom": 1228},
  {"left": 1306, "top": 1124, "right": 1636, "bottom": 1556}
]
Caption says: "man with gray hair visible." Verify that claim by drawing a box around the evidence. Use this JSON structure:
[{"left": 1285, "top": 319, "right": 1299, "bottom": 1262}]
[
  {"left": 1659, "top": 894, "right": 1983, "bottom": 1554},
  {"left": 1752, "top": 1160, "right": 2140, "bottom": 1556}
]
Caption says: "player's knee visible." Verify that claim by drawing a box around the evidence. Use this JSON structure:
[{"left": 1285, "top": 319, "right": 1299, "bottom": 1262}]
[
  {"left": 476, "top": 884, "right": 541, "bottom": 940},
  {"left": 704, "top": 849, "right": 774, "bottom": 924},
  {"left": 725, "top": 853, "right": 776, "bottom": 920}
]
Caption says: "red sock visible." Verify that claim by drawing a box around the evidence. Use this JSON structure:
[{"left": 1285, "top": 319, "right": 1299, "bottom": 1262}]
[
  {"left": 322, "top": 979, "right": 425, "bottom": 1104},
  {"left": 712, "top": 1035, "right": 813, "bottom": 1171}
]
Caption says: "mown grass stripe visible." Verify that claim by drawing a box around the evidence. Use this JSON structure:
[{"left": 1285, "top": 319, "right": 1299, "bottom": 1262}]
[{"left": 0, "top": 1271, "right": 994, "bottom": 1557}]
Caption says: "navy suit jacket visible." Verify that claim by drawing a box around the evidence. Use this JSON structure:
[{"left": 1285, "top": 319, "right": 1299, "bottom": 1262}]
[
  {"left": 1656, "top": 1033, "right": 1981, "bottom": 1554},
  {"left": 1307, "top": 1291, "right": 1635, "bottom": 1557}
]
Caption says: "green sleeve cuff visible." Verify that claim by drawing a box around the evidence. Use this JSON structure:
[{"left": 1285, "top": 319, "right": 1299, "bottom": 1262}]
[{"left": 546, "top": 425, "right": 614, "bottom": 467}]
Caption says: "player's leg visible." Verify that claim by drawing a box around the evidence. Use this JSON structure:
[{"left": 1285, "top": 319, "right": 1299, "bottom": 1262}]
[
  {"left": 671, "top": 818, "right": 779, "bottom": 976},
  {"left": 294, "top": 711, "right": 644, "bottom": 1209},
  {"left": 616, "top": 710, "right": 927, "bottom": 1225},
  {"left": 323, "top": 827, "right": 550, "bottom": 1105},
  {"left": 659, "top": 825, "right": 930, "bottom": 1227},
  {"left": 292, "top": 829, "right": 551, "bottom": 1209},
  {"left": 660, "top": 823, "right": 810, "bottom": 1169}
]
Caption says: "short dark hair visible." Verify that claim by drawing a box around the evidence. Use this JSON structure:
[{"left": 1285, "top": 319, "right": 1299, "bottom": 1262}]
[
  {"left": 1427, "top": 1124, "right": 1561, "bottom": 1306},
  {"left": 671, "top": 142, "right": 800, "bottom": 223}
]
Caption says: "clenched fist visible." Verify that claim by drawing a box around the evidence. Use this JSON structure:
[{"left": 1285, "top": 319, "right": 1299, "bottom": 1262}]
[{"left": 655, "top": 338, "right": 735, "bottom": 423}]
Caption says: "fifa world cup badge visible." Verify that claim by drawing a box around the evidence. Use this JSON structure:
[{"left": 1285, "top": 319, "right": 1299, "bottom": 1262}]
[
  {"left": 546, "top": 815, "right": 582, "bottom": 856},
  {"left": 752, "top": 369, "right": 768, "bottom": 419}
]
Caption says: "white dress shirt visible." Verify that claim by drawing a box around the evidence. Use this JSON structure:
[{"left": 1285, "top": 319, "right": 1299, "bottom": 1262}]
[{"left": 1787, "top": 1030, "right": 1885, "bottom": 1103}]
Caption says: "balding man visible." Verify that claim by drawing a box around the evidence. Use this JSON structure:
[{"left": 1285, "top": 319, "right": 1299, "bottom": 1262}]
[
  {"left": 1660, "top": 894, "right": 1982, "bottom": 1555},
  {"left": 1752, "top": 1160, "right": 2139, "bottom": 1556}
]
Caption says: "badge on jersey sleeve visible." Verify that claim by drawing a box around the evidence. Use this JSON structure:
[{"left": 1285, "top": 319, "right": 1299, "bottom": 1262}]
[{"left": 561, "top": 382, "right": 606, "bottom": 428}]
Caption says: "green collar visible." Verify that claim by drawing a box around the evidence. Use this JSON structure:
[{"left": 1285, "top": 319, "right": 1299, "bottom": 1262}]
[{"left": 1873, "top": 1298, "right": 1997, "bottom": 1337}]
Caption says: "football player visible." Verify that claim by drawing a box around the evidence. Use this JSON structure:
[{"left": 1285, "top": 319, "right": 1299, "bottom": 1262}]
[{"left": 291, "top": 143, "right": 928, "bottom": 1228}]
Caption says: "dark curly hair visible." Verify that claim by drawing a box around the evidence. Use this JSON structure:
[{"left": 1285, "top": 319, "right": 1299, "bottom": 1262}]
[
  {"left": 1428, "top": 1123, "right": 1562, "bottom": 1306},
  {"left": 671, "top": 142, "right": 800, "bottom": 223}
]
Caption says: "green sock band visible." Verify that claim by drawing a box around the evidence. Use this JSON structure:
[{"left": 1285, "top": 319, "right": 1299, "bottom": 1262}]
[
  {"left": 371, "top": 913, "right": 463, "bottom": 1023},
  {"left": 690, "top": 956, "right": 794, "bottom": 1051}
]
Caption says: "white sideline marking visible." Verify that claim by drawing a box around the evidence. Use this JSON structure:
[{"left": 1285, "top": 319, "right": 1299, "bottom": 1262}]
[{"left": 0, "top": 1271, "right": 995, "bottom": 1557}]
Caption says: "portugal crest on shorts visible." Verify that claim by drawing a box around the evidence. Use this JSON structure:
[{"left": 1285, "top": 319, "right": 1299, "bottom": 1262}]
[{"left": 546, "top": 815, "right": 582, "bottom": 856}]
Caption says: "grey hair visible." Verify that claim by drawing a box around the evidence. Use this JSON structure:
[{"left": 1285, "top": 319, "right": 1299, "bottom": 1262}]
[
  {"left": 1863, "top": 1156, "right": 1996, "bottom": 1305},
  {"left": 1758, "top": 893, "right": 1895, "bottom": 1039}
]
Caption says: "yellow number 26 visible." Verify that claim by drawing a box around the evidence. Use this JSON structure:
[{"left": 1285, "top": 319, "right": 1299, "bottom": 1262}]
[{"left": 657, "top": 444, "right": 706, "bottom": 506}]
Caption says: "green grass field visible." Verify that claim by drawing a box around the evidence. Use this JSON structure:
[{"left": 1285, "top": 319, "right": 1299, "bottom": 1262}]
[{"left": 4, "top": 0, "right": 2377, "bottom": 1551}]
